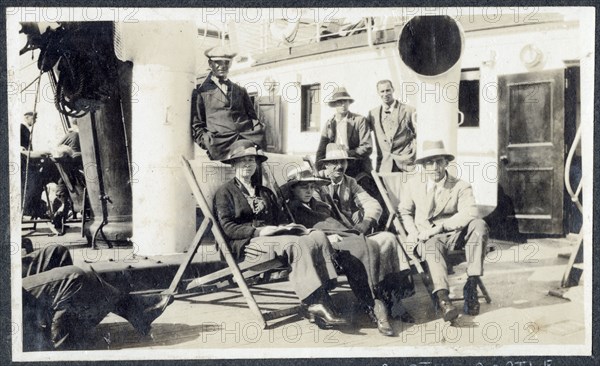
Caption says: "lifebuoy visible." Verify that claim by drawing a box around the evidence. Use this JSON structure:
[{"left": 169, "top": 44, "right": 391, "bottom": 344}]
[{"left": 270, "top": 19, "right": 300, "bottom": 44}]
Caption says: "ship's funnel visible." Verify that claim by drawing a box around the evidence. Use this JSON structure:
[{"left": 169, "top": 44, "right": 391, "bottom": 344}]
[{"left": 398, "top": 16, "right": 464, "bottom": 157}]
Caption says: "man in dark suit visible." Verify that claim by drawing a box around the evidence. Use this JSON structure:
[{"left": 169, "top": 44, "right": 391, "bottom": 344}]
[
  {"left": 21, "top": 111, "right": 36, "bottom": 151},
  {"left": 399, "top": 140, "right": 489, "bottom": 322},
  {"left": 191, "top": 46, "right": 266, "bottom": 160},
  {"left": 20, "top": 111, "right": 50, "bottom": 218},
  {"left": 366, "top": 80, "right": 417, "bottom": 173},
  {"left": 21, "top": 243, "right": 173, "bottom": 350},
  {"left": 316, "top": 86, "right": 373, "bottom": 179}
]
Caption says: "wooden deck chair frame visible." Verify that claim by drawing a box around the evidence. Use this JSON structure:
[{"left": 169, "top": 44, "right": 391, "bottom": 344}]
[
  {"left": 166, "top": 156, "right": 301, "bottom": 329},
  {"left": 371, "top": 170, "right": 491, "bottom": 305}
]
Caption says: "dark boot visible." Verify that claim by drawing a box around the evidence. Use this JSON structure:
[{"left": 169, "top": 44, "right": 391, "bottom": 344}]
[
  {"left": 371, "top": 299, "right": 394, "bottom": 336},
  {"left": 302, "top": 288, "right": 348, "bottom": 328},
  {"left": 463, "top": 276, "right": 481, "bottom": 315},
  {"left": 436, "top": 289, "right": 459, "bottom": 322}
]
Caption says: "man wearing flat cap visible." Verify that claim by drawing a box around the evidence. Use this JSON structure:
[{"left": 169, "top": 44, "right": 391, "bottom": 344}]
[
  {"left": 398, "top": 140, "right": 489, "bottom": 323},
  {"left": 316, "top": 86, "right": 373, "bottom": 180},
  {"left": 191, "top": 46, "right": 266, "bottom": 160}
]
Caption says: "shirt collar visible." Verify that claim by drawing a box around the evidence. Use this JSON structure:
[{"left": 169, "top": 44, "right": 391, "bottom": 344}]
[
  {"left": 426, "top": 172, "right": 447, "bottom": 191},
  {"left": 382, "top": 100, "right": 397, "bottom": 112},
  {"left": 211, "top": 75, "right": 229, "bottom": 85}
]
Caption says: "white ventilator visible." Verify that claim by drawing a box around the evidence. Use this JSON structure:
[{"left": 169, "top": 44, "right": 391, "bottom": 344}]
[{"left": 397, "top": 16, "right": 465, "bottom": 157}]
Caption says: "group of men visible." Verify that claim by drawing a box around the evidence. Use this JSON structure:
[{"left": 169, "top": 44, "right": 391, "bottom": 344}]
[
  {"left": 191, "top": 46, "right": 489, "bottom": 325},
  {"left": 20, "top": 44, "right": 489, "bottom": 350}
]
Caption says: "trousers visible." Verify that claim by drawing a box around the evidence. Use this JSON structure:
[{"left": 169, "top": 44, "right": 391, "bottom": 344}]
[
  {"left": 417, "top": 219, "right": 489, "bottom": 293},
  {"left": 22, "top": 245, "right": 124, "bottom": 350},
  {"left": 245, "top": 231, "right": 338, "bottom": 301}
]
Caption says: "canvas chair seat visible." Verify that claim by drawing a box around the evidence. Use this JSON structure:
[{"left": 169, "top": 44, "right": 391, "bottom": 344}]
[{"left": 371, "top": 170, "right": 492, "bottom": 306}]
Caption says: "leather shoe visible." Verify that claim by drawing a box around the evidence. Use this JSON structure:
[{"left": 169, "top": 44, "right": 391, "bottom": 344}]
[
  {"left": 373, "top": 300, "right": 394, "bottom": 336},
  {"left": 438, "top": 299, "right": 459, "bottom": 322},
  {"left": 126, "top": 293, "right": 174, "bottom": 336},
  {"left": 304, "top": 303, "right": 348, "bottom": 328},
  {"left": 463, "top": 277, "right": 481, "bottom": 315}
]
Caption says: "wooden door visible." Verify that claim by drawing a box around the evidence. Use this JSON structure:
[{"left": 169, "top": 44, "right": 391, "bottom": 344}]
[
  {"left": 498, "top": 69, "right": 565, "bottom": 235},
  {"left": 255, "top": 96, "right": 283, "bottom": 153}
]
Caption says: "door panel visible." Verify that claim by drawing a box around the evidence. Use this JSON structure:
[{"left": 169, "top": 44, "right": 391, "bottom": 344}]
[
  {"left": 498, "top": 69, "right": 565, "bottom": 234},
  {"left": 256, "top": 96, "right": 283, "bottom": 153}
]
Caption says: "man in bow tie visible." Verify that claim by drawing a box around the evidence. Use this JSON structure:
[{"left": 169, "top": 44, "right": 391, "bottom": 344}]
[
  {"left": 191, "top": 46, "right": 266, "bottom": 160},
  {"left": 399, "top": 140, "right": 489, "bottom": 322},
  {"left": 366, "top": 80, "right": 417, "bottom": 173}
]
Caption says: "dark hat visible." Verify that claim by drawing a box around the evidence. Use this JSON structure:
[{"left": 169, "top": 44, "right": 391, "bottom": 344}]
[
  {"left": 281, "top": 165, "right": 330, "bottom": 193},
  {"left": 415, "top": 140, "right": 455, "bottom": 165},
  {"left": 204, "top": 46, "right": 237, "bottom": 61},
  {"left": 24, "top": 111, "right": 37, "bottom": 117},
  {"left": 327, "top": 86, "right": 354, "bottom": 107},
  {"left": 318, "top": 143, "right": 355, "bottom": 168},
  {"left": 220, "top": 140, "right": 268, "bottom": 165}
]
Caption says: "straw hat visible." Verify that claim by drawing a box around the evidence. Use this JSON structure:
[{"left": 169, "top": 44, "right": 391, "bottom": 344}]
[
  {"left": 318, "top": 143, "right": 355, "bottom": 168},
  {"left": 415, "top": 140, "right": 455, "bottom": 164},
  {"left": 220, "top": 140, "right": 267, "bottom": 165},
  {"left": 281, "top": 165, "right": 330, "bottom": 193}
]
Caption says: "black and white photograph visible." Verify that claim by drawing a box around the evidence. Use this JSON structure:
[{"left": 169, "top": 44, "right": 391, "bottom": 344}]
[{"left": 5, "top": 6, "right": 595, "bottom": 363}]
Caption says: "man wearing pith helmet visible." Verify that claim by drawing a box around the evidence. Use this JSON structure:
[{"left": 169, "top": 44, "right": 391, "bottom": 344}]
[
  {"left": 398, "top": 140, "right": 489, "bottom": 323},
  {"left": 191, "top": 45, "right": 266, "bottom": 160},
  {"left": 316, "top": 86, "right": 373, "bottom": 180}
]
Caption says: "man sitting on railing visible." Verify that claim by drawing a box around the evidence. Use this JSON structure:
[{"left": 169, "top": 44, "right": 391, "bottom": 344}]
[{"left": 191, "top": 46, "right": 266, "bottom": 160}]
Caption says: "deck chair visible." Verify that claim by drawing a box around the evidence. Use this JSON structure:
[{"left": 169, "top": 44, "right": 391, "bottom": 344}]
[
  {"left": 371, "top": 170, "right": 492, "bottom": 305},
  {"left": 167, "top": 155, "right": 306, "bottom": 329}
]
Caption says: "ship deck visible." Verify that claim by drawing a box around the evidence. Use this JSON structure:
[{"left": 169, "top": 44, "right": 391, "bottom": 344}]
[{"left": 20, "top": 220, "right": 586, "bottom": 356}]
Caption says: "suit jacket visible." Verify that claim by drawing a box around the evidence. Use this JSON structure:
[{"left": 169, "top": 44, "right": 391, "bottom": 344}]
[
  {"left": 398, "top": 172, "right": 478, "bottom": 235},
  {"left": 213, "top": 179, "right": 288, "bottom": 259},
  {"left": 316, "top": 112, "right": 373, "bottom": 177},
  {"left": 21, "top": 123, "right": 31, "bottom": 150},
  {"left": 288, "top": 197, "right": 349, "bottom": 232},
  {"left": 366, "top": 100, "right": 416, "bottom": 173},
  {"left": 191, "top": 73, "right": 266, "bottom": 160},
  {"left": 317, "top": 174, "right": 382, "bottom": 224}
]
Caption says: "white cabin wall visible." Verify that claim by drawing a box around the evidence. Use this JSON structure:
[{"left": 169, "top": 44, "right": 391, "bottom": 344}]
[{"left": 230, "top": 21, "right": 581, "bottom": 214}]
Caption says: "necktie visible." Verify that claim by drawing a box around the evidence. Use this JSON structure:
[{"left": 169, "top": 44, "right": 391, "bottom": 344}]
[
  {"left": 427, "top": 184, "right": 437, "bottom": 218},
  {"left": 332, "top": 185, "right": 341, "bottom": 206},
  {"left": 382, "top": 107, "right": 395, "bottom": 140}
]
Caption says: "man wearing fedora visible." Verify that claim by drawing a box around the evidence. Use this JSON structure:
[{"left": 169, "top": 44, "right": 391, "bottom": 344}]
[
  {"left": 316, "top": 86, "right": 373, "bottom": 180},
  {"left": 191, "top": 46, "right": 266, "bottom": 160},
  {"left": 399, "top": 140, "right": 489, "bottom": 322},
  {"left": 366, "top": 80, "right": 417, "bottom": 173},
  {"left": 318, "top": 143, "right": 415, "bottom": 323}
]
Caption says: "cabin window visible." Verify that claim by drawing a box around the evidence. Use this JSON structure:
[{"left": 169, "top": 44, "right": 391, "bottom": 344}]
[
  {"left": 301, "top": 84, "right": 321, "bottom": 132},
  {"left": 459, "top": 69, "right": 480, "bottom": 128}
]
